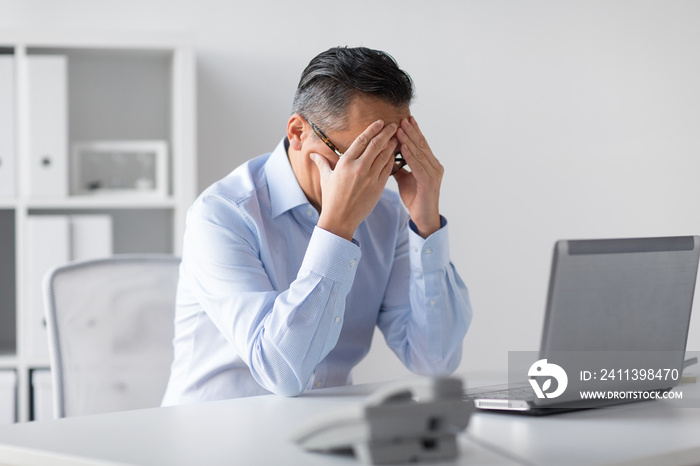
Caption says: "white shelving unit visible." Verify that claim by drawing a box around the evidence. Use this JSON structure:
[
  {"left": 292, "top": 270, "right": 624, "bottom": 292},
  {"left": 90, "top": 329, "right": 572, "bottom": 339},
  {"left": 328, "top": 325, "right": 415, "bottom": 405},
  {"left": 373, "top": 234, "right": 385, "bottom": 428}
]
[{"left": 0, "top": 32, "right": 196, "bottom": 422}]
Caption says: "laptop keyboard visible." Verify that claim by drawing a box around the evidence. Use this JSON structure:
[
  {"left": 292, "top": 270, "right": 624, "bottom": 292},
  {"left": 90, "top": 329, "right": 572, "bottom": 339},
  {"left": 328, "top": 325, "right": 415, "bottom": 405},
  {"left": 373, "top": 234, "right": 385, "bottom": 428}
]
[{"left": 463, "top": 383, "right": 535, "bottom": 401}]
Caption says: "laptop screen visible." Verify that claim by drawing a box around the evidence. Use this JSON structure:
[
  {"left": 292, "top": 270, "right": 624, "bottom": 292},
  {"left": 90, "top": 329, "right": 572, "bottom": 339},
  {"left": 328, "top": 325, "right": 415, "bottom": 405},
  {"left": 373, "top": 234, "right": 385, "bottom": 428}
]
[
  {"left": 541, "top": 236, "right": 699, "bottom": 354},
  {"left": 531, "top": 236, "right": 700, "bottom": 405}
]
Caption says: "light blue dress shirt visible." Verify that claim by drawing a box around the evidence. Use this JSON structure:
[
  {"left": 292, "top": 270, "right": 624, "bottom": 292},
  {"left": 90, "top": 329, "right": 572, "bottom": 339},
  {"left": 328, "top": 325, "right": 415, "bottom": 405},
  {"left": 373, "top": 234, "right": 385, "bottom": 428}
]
[{"left": 162, "top": 139, "right": 472, "bottom": 404}]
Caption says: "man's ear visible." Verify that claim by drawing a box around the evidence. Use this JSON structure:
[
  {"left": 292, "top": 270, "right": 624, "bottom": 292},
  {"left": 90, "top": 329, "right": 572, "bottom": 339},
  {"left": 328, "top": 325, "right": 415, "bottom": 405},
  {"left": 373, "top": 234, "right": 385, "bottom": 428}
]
[{"left": 287, "top": 114, "right": 306, "bottom": 151}]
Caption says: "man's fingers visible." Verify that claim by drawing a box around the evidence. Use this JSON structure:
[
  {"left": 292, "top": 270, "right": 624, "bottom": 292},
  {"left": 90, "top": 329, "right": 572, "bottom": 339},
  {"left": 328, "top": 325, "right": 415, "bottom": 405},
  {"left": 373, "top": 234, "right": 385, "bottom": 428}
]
[
  {"left": 397, "top": 118, "right": 440, "bottom": 172},
  {"left": 397, "top": 130, "right": 426, "bottom": 176},
  {"left": 382, "top": 144, "right": 397, "bottom": 177},
  {"left": 372, "top": 136, "right": 399, "bottom": 179},
  {"left": 309, "top": 152, "right": 332, "bottom": 179},
  {"left": 341, "top": 120, "right": 383, "bottom": 160},
  {"left": 345, "top": 120, "right": 397, "bottom": 161}
]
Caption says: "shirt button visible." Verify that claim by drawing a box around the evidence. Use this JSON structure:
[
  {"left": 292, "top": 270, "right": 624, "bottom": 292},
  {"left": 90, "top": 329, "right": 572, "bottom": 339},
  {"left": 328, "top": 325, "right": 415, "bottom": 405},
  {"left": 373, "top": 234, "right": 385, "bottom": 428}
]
[
  {"left": 430, "top": 299, "right": 436, "bottom": 307},
  {"left": 411, "top": 246, "right": 418, "bottom": 253},
  {"left": 350, "top": 259, "right": 357, "bottom": 268},
  {"left": 315, "top": 380, "right": 322, "bottom": 388},
  {"left": 306, "top": 209, "right": 313, "bottom": 217},
  {"left": 425, "top": 248, "right": 433, "bottom": 255},
  {"left": 334, "top": 316, "right": 341, "bottom": 324}
]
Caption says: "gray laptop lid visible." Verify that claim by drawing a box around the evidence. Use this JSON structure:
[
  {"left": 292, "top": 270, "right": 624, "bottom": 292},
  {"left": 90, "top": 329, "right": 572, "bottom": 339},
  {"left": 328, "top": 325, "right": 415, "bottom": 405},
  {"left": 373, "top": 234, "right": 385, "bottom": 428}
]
[
  {"left": 542, "top": 236, "right": 699, "bottom": 353},
  {"left": 535, "top": 235, "right": 700, "bottom": 406}
]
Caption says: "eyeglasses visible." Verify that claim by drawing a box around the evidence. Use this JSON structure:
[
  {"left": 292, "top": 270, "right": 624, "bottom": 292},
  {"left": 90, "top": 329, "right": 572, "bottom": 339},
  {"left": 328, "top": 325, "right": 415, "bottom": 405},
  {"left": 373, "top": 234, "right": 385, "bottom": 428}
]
[{"left": 306, "top": 118, "right": 407, "bottom": 175}]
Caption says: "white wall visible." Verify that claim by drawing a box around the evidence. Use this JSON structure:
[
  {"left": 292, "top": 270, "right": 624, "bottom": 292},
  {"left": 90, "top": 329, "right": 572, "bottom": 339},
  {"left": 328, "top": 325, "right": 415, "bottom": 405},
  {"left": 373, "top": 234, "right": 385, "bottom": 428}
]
[{"left": 3, "top": 0, "right": 700, "bottom": 383}]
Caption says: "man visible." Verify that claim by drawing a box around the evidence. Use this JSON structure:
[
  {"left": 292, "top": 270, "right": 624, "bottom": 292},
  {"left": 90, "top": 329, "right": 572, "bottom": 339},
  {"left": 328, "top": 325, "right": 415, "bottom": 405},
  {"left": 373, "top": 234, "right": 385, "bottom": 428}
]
[{"left": 162, "top": 47, "right": 472, "bottom": 404}]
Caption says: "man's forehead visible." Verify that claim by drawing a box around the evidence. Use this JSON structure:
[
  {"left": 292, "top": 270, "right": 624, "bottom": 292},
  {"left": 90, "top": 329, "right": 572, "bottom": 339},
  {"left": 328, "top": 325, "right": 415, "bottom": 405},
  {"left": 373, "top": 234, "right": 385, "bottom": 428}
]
[{"left": 343, "top": 95, "right": 410, "bottom": 128}]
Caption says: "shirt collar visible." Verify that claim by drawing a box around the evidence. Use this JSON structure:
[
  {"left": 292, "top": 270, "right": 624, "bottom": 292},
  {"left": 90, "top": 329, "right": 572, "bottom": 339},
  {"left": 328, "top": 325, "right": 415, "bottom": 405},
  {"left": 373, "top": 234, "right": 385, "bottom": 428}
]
[{"left": 265, "top": 138, "right": 311, "bottom": 218}]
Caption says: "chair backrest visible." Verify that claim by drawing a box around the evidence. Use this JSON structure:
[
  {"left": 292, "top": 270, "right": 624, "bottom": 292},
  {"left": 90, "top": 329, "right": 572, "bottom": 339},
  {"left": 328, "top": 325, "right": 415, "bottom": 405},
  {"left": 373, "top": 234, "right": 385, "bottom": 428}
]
[{"left": 43, "top": 254, "right": 180, "bottom": 419}]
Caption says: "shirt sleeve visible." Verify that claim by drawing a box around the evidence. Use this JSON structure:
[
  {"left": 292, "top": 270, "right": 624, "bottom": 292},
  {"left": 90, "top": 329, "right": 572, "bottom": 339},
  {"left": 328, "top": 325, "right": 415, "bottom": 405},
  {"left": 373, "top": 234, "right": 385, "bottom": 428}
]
[
  {"left": 181, "top": 195, "right": 361, "bottom": 396},
  {"left": 377, "top": 215, "right": 472, "bottom": 376}
]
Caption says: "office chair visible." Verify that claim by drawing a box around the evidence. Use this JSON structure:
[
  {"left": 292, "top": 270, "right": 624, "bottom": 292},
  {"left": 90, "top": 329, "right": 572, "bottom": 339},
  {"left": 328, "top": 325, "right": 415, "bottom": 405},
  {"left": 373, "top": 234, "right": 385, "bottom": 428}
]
[{"left": 43, "top": 254, "right": 180, "bottom": 419}]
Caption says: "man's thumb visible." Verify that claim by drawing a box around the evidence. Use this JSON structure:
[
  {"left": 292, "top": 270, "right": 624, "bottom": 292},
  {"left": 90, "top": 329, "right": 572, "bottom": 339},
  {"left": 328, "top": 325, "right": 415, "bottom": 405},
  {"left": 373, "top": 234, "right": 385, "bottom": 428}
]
[{"left": 309, "top": 153, "right": 331, "bottom": 177}]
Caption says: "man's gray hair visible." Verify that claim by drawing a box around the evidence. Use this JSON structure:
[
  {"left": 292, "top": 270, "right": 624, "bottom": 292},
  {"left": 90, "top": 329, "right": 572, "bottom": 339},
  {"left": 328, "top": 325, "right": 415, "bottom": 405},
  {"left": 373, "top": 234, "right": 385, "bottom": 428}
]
[{"left": 292, "top": 47, "right": 414, "bottom": 132}]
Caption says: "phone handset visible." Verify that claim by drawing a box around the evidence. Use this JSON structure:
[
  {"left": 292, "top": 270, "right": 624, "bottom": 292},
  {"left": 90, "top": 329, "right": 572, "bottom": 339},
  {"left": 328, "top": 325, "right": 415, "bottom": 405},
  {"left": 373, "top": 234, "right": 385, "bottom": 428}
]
[{"left": 291, "top": 377, "right": 473, "bottom": 464}]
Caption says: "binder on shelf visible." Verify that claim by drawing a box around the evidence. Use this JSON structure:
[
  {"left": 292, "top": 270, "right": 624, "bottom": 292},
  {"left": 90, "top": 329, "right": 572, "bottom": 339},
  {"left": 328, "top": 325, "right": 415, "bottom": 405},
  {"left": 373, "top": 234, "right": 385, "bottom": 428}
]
[
  {"left": 71, "top": 215, "right": 113, "bottom": 261},
  {"left": 27, "top": 55, "right": 68, "bottom": 198},
  {"left": 25, "top": 215, "right": 113, "bottom": 359},
  {"left": 0, "top": 56, "right": 15, "bottom": 197},
  {"left": 31, "top": 369, "right": 53, "bottom": 421},
  {"left": 0, "top": 370, "right": 17, "bottom": 425},
  {"left": 26, "top": 216, "right": 70, "bottom": 359}
]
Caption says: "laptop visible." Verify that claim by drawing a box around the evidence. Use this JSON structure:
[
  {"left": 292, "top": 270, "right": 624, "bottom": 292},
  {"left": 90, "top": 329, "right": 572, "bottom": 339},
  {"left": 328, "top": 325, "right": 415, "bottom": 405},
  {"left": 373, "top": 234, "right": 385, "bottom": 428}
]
[{"left": 464, "top": 235, "right": 700, "bottom": 414}]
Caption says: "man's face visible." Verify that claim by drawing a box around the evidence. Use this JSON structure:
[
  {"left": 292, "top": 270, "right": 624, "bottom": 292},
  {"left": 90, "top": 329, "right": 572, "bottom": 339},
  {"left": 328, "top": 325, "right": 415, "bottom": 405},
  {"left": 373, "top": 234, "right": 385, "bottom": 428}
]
[
  {"left": 289, "top": 93, "right": 411, "bottom": 212},
  {"left": 307, "top": 94, "right": 410, "bottom": 171}
]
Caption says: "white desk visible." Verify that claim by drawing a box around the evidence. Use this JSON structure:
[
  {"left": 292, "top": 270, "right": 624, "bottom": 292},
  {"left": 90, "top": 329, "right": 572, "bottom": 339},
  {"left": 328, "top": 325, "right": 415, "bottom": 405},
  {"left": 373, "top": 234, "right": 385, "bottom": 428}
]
[
  {"left": 0, "top": 378, "right": 698, "bottom": 466},
  {"left": 468, "top": 383, "right": 700, "bottom": 465}
]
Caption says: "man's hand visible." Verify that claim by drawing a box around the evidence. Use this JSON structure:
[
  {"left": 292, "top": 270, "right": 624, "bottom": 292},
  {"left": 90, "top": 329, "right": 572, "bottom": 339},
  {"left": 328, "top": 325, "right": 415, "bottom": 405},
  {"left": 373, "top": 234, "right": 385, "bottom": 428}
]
[
  {"left": 394, "top": 116, "right": 444, "bottom": 238},
  {"left": 310, "top": 120, "right": 398, "bottom": 241}
]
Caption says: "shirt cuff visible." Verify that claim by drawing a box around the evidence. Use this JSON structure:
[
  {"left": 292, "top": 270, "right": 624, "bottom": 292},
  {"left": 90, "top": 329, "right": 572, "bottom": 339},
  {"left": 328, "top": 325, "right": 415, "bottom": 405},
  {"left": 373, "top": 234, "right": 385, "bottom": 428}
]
[
  {"left": 408, "top": 216, "right": 451, "bottom": 273},
  {"left": 299, "top": 226, "right": 362, "bottom": 283}
]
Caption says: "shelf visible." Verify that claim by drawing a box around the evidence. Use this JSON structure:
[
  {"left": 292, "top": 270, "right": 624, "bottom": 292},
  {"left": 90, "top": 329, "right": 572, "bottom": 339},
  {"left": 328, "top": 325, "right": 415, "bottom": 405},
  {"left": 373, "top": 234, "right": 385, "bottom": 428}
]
[
  {"left": 0, "top": 32, "right": 195, "bottom": 424},
  {"left": 21, "top": 359, "right": 50, "bottom": 369},
  {"left": 2, "top": 31, "right": 191, "bottom": 50},
  {"left": 0, "top": 354, "right": 17, "bottom": 369},
  {"left": 4, "top": 197, "right": 178, "bottom": 210},
  {"left": 22, "top": 196, "right": 178, "bottom": 210}
]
